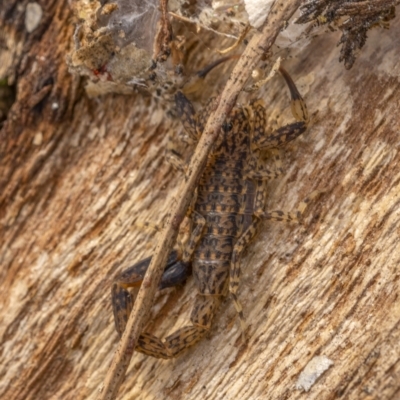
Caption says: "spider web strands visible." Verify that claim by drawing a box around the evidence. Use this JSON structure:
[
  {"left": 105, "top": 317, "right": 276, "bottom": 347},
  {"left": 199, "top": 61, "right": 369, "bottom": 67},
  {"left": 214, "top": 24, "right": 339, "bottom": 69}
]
[{"left": 97, "top": 1, "right": 304, "bottom": 399}]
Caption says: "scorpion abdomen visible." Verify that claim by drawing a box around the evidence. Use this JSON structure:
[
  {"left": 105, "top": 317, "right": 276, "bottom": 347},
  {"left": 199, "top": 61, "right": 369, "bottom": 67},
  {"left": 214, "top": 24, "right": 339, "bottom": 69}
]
[{"left": 193, "top": 129, "right": 257, "bottom": 295}]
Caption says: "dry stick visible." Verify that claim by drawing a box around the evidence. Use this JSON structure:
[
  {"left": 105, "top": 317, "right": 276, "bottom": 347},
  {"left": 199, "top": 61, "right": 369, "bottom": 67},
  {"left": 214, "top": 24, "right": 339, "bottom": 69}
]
[{"left": 98, "top": 1, "right": 303, "bottom": 399}]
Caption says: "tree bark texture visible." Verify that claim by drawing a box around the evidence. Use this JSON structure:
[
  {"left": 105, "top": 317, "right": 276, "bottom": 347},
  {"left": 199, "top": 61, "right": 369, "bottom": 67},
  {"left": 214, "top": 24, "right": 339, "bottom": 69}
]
[{"left": 1, "top": 2, "right": 400, "bottom": 400}]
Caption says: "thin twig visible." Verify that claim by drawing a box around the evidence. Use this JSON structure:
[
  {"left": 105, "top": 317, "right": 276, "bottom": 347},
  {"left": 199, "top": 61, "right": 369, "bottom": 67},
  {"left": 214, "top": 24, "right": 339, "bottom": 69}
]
[
  {"left": 97, "top": 1, "right": 303, "bottom": 399},
  {"left": 153, "top": 0, "right": 173, "bottom": 61}
]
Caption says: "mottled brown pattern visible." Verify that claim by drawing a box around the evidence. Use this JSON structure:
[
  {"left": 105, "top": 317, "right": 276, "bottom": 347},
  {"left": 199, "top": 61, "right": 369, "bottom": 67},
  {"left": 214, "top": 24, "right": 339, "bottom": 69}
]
[{"left": 112, "top": 67, "right": 311, "bottom": 358}]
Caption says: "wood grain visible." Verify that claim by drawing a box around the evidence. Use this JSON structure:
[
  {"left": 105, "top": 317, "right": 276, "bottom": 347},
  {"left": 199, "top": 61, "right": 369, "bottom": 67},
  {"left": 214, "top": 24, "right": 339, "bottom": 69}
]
[{"left": 1, "top": 2, "right": 400, "bottom": 399}]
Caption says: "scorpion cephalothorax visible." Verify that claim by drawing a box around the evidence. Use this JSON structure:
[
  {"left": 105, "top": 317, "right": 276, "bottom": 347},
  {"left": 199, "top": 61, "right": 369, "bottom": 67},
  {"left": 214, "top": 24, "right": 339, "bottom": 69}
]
[{"left": 112, "top": 64, "right": 312, "bottom": 359}]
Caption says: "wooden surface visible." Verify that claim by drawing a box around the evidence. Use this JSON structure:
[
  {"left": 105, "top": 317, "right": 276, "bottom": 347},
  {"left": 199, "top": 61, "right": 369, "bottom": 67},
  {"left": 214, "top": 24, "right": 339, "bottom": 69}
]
[{"left": 1, "top": 2, "right": 400, "bottom": 400}]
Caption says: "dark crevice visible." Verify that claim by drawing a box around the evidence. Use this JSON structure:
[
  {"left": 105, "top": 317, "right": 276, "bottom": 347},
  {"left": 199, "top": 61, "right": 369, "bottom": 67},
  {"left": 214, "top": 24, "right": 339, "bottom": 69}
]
[{"left": 0, "top": 79, "right": 16, "bottom": 128}]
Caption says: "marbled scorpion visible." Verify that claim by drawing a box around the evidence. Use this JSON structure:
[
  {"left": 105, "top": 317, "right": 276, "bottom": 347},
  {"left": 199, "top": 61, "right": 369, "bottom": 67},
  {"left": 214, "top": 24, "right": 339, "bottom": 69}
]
[{"left": 112, "top": 64, "right": 312, "bottom": 359}]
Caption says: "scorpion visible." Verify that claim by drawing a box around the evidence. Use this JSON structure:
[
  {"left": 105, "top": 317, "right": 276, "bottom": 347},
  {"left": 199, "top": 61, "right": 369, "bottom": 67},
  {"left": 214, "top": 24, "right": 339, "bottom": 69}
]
[{"left": 112, "top": 63, "right": 311, "bottom": 359}]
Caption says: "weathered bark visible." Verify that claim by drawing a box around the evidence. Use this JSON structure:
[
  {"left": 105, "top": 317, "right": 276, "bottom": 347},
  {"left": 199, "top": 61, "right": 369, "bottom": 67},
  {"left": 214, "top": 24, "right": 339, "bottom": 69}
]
[{"left": 1, "top": 2, "right": 400, "bottom": 400}]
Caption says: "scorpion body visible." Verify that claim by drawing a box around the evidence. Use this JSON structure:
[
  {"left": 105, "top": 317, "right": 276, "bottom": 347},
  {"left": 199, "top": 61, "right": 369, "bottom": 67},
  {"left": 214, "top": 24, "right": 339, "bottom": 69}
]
[{"left": 112, "top": 66, "right": 310, "bottom": 358}]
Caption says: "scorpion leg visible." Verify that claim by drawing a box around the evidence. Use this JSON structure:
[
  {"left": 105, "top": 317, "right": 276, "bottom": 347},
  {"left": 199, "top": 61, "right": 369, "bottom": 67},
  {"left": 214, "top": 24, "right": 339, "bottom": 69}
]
[
  {"left": 175, "top": 91, "right": 219, "bottom": 140},
  {"left": 112, "top": 250, "right": 191, "bottom": 337},
  {"left": 169, "top": 94, "right": 216, "bottom": 173},
  {"left": 230, "top": 220, "right": 261, "bottom": 336},
  {"left": 175, "top": 91, "right": 199, "bottom": 141},
  {"left": 172, "top": 55, "right": 237, "bottom": 152},
  {"left": 170, "top": 96, "right": 217, "bottom": 170},
  {"left": 229, "top": 182, "right": 320, "bottom": 336},
  {"left": 229, "top": 181, "right": 266, "bottom": 337},
  {"left": 256, "top": 190, "right": 322, "bottom": 223},
  {"left": 246, "top": 142, "right": 284, "bottom": 181},
  {"left": 166, "top": 93, "right": 197, "bottom": 173},
  {"left": 166, "top": 83, "right": 199, "bottom": 174}
]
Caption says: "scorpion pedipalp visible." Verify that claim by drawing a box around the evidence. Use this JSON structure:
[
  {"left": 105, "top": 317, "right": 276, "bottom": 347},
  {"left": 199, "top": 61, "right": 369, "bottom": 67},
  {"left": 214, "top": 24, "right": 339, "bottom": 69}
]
[{"left": 112, "top": 250, "right": 191, "bottom": 337}]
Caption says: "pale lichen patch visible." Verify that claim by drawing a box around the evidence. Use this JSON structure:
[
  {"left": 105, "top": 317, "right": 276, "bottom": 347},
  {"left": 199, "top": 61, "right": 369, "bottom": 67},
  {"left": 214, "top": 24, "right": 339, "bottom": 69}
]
[
  {"left": 25, "top": 3, "right": 43, "bottom": 33},
  {"left": 296, "top": 355, "right": 334, "bottom": 391}
]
